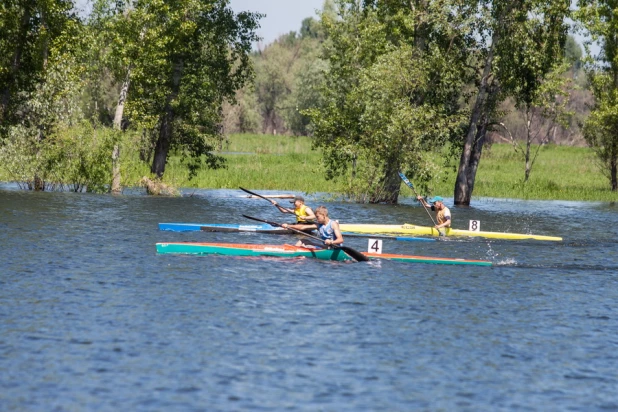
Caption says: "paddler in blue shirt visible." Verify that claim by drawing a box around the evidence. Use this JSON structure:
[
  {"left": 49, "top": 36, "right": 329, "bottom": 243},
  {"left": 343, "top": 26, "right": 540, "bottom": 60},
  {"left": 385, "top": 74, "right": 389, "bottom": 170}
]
[
  {"left": 417, "top": 195, "right": 451, "bottom": 233},
  {"left": 314, "top": 206, "right": 344, "bottom": 247},
  {"left": 284, "top": 205, "right": 344, "bottom": 248},
  {"left": 273, "top": 195, "right": 316, "bottom": 231}
]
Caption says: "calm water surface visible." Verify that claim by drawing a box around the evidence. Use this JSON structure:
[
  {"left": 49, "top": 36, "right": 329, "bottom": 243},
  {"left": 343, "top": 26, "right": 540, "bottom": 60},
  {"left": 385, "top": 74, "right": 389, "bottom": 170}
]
[{"left": 1, "top": 185, "right": 617, "bottom": 411}]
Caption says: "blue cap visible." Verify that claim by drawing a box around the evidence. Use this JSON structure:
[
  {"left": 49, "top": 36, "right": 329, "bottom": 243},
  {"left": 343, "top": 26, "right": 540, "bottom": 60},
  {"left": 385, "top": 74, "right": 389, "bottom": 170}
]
[{"left": 429, "top": 196, "right": 444, "bottom": 204}]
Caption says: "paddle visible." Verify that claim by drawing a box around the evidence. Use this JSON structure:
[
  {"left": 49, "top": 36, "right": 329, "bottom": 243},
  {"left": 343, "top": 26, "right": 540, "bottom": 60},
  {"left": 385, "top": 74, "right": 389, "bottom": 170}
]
[
  {"left": 398, "top": 171, "right": 444, "bottom": 236},
  {"left": 240, "top": 186, "right": 316, "bottom": 224},
  {"left": 239, "top": 187, "right": 279, "bottom": 206},
  {"left": 242, "top": 214, "right": 369, "bottom": 262}
]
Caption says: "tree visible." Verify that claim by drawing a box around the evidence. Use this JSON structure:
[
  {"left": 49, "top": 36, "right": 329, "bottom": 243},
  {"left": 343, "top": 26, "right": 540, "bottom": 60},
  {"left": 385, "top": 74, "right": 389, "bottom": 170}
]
[
  {"left": 254, "top": 40, "right": 299, "bottom": 134},
  {"left": 576, "top": 0, "right": 618, "bottom": 191},
  {"left": 454, "top": 0, "right": 570, "bottom": 205},
  {"left": 307, "top": 0, "right": 473, "bottom": 203},
  {"left": 0, "top": 0, "right": 82, "bottom": 138},
  {"left": 497, "top": 63, "right": 572, "bottom": 182},
  {"left": 100, "top": 0, "right": 260, "bottom": 179},
  {"left": 0, "top": 0, "right": 87, "bottom": 190}
]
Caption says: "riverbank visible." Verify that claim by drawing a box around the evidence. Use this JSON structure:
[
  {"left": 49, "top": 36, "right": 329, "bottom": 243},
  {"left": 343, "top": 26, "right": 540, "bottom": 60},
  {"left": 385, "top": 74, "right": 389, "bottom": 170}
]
[
  {"left": 1, "top": 133, "right": 616, "bottom": 201},
  {"left": 159, "top": 134, "right": 618, "bottom": 202}
]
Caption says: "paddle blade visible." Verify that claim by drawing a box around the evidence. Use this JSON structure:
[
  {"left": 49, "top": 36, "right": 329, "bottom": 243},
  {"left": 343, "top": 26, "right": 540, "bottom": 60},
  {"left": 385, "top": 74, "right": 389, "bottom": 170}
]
[
  {"left": 398, "top": 171, "right": 414, "bottom": 189},
  {"left": 340, "top": 246, "right": 369, "bottom": 262}
]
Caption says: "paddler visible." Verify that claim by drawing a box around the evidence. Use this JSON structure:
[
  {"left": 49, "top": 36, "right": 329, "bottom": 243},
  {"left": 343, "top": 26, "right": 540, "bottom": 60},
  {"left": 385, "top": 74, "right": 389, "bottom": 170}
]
[
  {"left": 273, "top": 195, "right": 316, "bottom": 231},
  {"left": 416, "top": 195, "right": 451, "bottom": 234},
  {"left": 283, "top": 205, "right": 344, "bottom": 248}
]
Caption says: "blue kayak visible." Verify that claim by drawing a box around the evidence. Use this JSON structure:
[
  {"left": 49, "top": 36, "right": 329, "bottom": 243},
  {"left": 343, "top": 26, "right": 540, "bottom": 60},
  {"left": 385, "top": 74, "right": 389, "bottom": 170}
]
[
  {"left": 159, "top": 223, "right": 295, "bottom": 234},
  {"left": 158, "top": 223, "right": 436, "bottom": 242}
]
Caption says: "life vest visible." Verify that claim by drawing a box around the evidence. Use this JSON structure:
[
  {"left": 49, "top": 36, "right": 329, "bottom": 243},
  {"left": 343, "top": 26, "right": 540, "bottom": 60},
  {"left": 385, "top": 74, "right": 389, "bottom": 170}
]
[
  {"left": 434, "top": 206, "right": 452, "bottom": 227},
  {"left": 295, "top": 204, "right": 311, "bottom": 223}
]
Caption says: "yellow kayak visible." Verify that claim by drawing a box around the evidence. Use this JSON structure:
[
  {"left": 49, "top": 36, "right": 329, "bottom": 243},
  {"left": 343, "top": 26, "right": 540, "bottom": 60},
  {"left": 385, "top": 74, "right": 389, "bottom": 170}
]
[{"left": 338, "top": 223, "right": 562, "bottom": 241}]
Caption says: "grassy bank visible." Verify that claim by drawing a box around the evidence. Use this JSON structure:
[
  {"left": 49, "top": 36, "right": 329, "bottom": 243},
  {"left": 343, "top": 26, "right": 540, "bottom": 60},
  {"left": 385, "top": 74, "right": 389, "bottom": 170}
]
[
  {"left": 2, "top": 132, "right": 616, "bottom": 201},
  {"left": 158, "top": 134, "right": 617, "bottom": 202}
]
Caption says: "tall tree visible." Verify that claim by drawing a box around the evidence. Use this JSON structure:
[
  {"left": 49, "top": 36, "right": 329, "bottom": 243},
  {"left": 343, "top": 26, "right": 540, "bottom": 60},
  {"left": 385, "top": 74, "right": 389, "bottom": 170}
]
[
  {"left": 0, "top": 0, "right": 81, "bottom": 137},
  {"left": 576, "top": 0, "right": 618, "bottom": 191},
  {"left": 307, "top": 0, "right": 474, "bottom": 203},
  {"left": 454, "top": 0, "right": 570, "bottom": 205},
  {"left": 100, "top": 0, "right": 260, "bottom": 179}
]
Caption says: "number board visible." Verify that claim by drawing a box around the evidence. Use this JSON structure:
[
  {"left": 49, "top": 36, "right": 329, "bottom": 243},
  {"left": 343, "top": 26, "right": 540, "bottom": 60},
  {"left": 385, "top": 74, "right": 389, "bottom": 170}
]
[{"left": 368, "top": 239, "right": 383, "bottom": 254}]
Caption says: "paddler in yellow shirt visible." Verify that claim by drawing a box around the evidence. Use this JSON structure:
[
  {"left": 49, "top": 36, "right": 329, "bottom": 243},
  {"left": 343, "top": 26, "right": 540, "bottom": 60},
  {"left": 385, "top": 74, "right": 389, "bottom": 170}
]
[
  {"left": 273, "top": 195, "right": 316, "bottom": 231},
  {"left": 417, "top": 195, "right": 451, "bottom": 235}
]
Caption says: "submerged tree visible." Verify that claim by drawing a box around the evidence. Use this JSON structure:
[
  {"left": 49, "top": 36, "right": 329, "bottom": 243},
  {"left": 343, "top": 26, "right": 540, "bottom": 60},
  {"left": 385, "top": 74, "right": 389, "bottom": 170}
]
[{"left": 454, "top": 0, "right": 570, "bottom": 205}]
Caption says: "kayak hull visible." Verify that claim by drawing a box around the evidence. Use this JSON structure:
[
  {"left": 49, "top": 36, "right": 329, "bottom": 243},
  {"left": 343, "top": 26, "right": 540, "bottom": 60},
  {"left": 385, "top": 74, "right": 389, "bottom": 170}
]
[
  {"left": 156, "top": 242, "right": 350, "bottom": 261},
  {"left": 156, "top": 242, "right": 492, "bottom": 266},
  {"left": 339, "top": 223, "right": 562, "bottom": 241}
]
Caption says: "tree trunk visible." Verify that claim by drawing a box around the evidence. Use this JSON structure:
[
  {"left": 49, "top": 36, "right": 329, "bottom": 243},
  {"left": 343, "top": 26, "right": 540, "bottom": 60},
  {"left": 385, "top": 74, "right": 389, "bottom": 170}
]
[
  {"left": 371, "top": 153, "right": 402, "bottom": 204},
  {"left": 524, "top": 116, "right": 531, "bottom": 182},
  {"left": 111, "top": 69, "right": 130, "bottom": 194},
  {"left": 151, "top": 59, "right": 183, "bottom": 178},
  {"left": 380, "top": 167, "right": 402, "bottom": 204},
  {"left": 454, "top": 39, "right": 497, "bottom": 205},
  {"left": 113, "top": 69, "right": 130, "bottom": 129},
  {"left": 111, "top": 145, "right": 121, "bottom": 194},
  {"left": 610, "top": 155, "right": 618, "bottom": 192}
]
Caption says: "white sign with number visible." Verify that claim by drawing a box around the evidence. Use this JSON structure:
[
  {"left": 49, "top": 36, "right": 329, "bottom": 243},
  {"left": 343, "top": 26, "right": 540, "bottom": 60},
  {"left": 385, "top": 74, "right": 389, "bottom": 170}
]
[
  {"left": 368, "top": 239, "right": 383, "bottom": 254},
  {"left": 469, "top": 220, "right": 481, "bottom": 232}
]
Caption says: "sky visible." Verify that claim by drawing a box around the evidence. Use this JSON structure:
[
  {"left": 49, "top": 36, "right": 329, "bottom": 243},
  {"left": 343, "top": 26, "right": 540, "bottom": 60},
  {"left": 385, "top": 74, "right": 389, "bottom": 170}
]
[{"left": 228, "top": 0, "right": 325, "bottom": 47}]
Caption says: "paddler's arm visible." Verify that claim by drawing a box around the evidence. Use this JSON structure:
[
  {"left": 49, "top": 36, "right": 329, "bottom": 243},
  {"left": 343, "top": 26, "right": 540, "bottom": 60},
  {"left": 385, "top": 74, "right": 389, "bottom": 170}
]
[
  {"left": 273, "top": 201, "right": 293, "bottom": 214},
  {"left": 416, "top": 196, "right": 430, "bottom": 208},
  {"left": 434, "top": 218, "right": 450, "bottom": 229},
  {"left": 302, "top": 206, "right": 316, "bottom": 222}
]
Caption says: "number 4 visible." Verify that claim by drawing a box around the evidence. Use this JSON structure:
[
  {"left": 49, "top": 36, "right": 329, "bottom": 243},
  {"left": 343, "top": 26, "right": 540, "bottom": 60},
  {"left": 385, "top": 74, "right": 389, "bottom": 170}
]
[{"left": 368, "top": 239, "right": 383, "bottom": 254}]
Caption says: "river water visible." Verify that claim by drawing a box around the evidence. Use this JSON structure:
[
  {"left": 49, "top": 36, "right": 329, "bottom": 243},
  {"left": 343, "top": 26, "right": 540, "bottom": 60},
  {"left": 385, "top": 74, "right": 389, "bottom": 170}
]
[{"left": 1, "top": 185, "right": 617, "bottom": 411}]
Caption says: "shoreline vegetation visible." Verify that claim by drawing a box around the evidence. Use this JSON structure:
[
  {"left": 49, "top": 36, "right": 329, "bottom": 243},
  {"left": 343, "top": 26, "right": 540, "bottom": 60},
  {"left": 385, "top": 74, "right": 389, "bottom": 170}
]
[
  {"left": 5, "top": 133, "right": 614, "bottom": 203},
  {"left": 182, "top": 134, "right": 618, "bottom": 202}
]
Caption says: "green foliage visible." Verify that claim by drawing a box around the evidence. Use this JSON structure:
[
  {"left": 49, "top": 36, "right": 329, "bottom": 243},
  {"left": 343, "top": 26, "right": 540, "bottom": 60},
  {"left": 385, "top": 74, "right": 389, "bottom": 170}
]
[
  {"left": 91, "top": 0, "right": 261, "bottom": 179},
  {"left": 307, "top": 1, "right": 473, "bottom": 202},
  {"left": 43, "top": 123, "right": 121, "bottom": 193},
  {"left": 575, "top": 0, "right": 618, "bottom": 190},
  {"left": 0, "top": 122, "right": 125, "bottom": 193},
  {"left": 0, "top": 0, "right": 83, "bottom": 133},
  {"left": 253, "top": 33, "right": 325, "bottom": 136}
]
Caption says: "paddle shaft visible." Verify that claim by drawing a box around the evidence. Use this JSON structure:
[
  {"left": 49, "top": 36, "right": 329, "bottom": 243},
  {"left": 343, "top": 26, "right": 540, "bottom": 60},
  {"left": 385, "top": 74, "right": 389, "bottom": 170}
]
[
  {"left": 239, "top": 187, "right": 278, "bottom": 205},
  {"left": 240, "top": 187, "right": 316, "bottom": 223},
  {"left": 242, "top": 215, "right": 369, "bottom": 262},
  {"left": 398, "top": 171, "right": 441, "bottom": 229}
]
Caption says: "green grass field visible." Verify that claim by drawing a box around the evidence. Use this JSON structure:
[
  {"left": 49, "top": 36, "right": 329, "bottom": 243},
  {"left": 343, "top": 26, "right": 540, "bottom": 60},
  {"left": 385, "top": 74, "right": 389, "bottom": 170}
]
[
  {"left": 2, "top": 132, "right": 617, "bottom": 201},
  {"left": 157, "top": 134, "right": 618, "bottom": 202}
]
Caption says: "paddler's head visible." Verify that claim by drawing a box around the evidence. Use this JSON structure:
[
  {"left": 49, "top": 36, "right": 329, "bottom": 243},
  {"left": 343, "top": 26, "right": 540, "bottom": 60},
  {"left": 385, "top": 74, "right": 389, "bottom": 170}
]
[
  {"left": 315, "top": 206, "right": 329, "bottom": 224},
  {"left": 290, "top": 195, "right": 305, "bottom": 208},
  {"left": 429, "top": 196, "right": 444, "bottom": 209}
]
